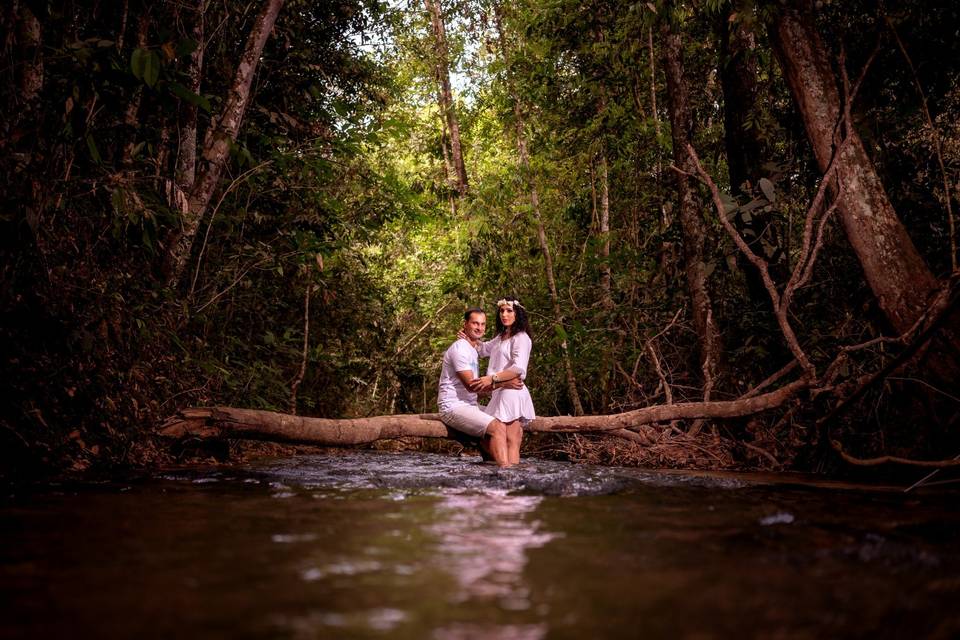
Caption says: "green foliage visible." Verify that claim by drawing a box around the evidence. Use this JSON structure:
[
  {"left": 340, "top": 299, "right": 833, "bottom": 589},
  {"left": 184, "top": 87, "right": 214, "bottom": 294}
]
[{"left": 130, "top": 47, "right": 161, "bottom": 87}]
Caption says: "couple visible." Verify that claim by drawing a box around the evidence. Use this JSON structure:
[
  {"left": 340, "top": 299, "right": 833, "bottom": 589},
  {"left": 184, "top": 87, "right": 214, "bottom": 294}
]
[{"left": 437, "top": 297, "right": 536, "bottom": 467}]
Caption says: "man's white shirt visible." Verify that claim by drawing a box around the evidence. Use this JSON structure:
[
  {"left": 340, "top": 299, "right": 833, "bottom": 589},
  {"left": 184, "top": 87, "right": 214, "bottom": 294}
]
[{"left": 437, "top": 338, "right": 479, "bottom": 413}]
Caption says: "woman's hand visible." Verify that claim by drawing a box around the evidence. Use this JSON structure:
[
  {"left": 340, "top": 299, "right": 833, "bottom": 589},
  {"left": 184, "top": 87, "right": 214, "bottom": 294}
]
[
  {"left": 468, "top": 375, "right": 493, "bottom": 392},
  {"left": 457, "top": 329, "right": 480, "bottom": 350},
  {"left": 499, "top": 377, "right": 524, "bottom": 390}
]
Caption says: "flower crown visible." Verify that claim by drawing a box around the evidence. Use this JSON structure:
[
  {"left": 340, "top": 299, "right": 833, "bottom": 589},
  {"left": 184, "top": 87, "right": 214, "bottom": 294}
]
[{"left": 496, "top": 298, "right": 524, "bottom": 310}]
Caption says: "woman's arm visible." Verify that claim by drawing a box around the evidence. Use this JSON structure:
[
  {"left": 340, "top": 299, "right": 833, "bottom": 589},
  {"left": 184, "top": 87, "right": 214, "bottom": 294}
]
[
  {"left": 456, "top": 330, "right": 493, "bottom": 356},
  {"left": 476, "top": 338, "right": 494, "bottom": 357},
  {"left": 475, "top": 333, "right": 531, "bottom": 388}
]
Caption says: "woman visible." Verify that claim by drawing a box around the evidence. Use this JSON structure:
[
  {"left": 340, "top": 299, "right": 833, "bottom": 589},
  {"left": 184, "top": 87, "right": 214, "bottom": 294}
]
[{"left": 474, "top": 297, "right": 535, "bottom": 465}]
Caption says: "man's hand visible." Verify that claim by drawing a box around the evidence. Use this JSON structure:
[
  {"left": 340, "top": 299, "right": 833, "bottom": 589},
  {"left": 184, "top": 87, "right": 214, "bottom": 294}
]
[
  {"left": 468, "top": 375, "right": 491, "bottom": 392},
  {"left": 468, "top": 375, "right": 524, "bottom": 392},
  {"left": 500, "top": 377, "right": 524, "bottom": 390}
]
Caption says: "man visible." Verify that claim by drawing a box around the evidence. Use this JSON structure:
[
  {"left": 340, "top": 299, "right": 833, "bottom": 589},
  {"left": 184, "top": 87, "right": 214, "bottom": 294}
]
[{"left": 438, "top": 308, "right": 522, "bottom": 467}]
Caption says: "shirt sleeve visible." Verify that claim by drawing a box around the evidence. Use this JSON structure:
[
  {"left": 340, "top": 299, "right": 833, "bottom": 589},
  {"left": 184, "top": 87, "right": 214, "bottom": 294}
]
[{"left": 507, "top": 333, "right": 531, "bottom": 379}]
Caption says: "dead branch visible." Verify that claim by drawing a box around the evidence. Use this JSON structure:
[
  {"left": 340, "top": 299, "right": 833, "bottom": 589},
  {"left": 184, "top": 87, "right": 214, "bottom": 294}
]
[
  {"left": 687, "top": 144, "right": 846, "bottom": 377},
  {"left": 830, "top": 441, "right": 960, "bottom": 468},
  {"left": 160, "top": 376, "right": 811, "bottom": 447},
  {"left": 395, "top": 300, "right": 455, "bottom": 355},
  {"left": 646, "top": 341, "right": 673, "bottom": 405},
  {"left": 741, "top": 360, "right": 799, "bottom": 400},
  {"left": 741, "top": 441, "right": 780, "bottom": 469},
  {"left": 818, "top": 273, "right": 960, "bottom": 424}
]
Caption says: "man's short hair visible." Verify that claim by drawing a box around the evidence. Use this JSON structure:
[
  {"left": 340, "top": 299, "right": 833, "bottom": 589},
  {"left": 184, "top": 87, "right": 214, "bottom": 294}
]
[{"left": 463, "top": 307, "right": 485, "bottom": 322}]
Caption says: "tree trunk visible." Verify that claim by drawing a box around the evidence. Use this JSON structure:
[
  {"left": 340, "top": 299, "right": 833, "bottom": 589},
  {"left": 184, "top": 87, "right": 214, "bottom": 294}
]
[
  {"left": 648, "top": 26, "right": 660, "bottom": 141},
  {"left": 494, "top": 5, "right": 584, "bottom": 415},
  {"left": 768, "top": 1, "right": 939, "bottom": 334},
  {"left": 164, "top": 0, "right": 284, "bottom": 287},
  {"left": 718, "top": 8, "right": 762, "bottom": 196},
  {"left": 661, "top": 17, "right": 723, "bottom": 389},
  {"left": 599, "top": 147, "right": 613, "bottom": 308},
  {"left": 176, "top": 0, "right": 204, "bottom": 192},
  {"left": 717, "top": 7, "right": 786, "bottom": 301},
  {"left": 160, "top": 378, "right": 808, "bottom": 445},
  {"left": 424, "top": 0, "right": 468, "bottom": 197},
  {"left": 436, "top": 81, "right": 459, "bottom": 215},
  {"left": 121, "top": 13, "right": 149, "bottom": 166}
]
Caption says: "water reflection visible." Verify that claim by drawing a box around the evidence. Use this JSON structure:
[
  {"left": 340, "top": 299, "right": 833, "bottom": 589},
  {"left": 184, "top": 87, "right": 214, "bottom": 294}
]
[
  {"left": 433, "top": 622, "right": 548, "bottom": 640},
  {"left": 426, "top": 489, "right": 558, "bottom": 612}
]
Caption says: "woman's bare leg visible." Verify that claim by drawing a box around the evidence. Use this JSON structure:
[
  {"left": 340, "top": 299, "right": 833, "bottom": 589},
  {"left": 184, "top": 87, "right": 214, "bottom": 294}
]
[
  {"left": 482, "top": 420, "right": 510, "bottom": 466},
  {"left": 505, "top": 421, "right": 522, "bottom": 465}
]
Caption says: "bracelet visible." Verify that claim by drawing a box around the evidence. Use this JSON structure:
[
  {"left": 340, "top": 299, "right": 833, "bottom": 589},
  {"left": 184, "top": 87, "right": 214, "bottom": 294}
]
[{"left": 492, "top": 373, "right": 500, "bottom": 384}]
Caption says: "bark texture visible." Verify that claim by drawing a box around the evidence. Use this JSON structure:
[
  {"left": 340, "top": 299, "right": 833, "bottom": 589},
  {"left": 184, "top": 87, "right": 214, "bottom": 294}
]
[
  {"left": 718, "top": 8, "right": 762, "bottom": 195},
  {"left": 598, "top": 148, "right": 613, "bottom": 307},
  {"left": 425, "top": 0, "right": 468, "bottom": 197},
  {"left": 176, "top": 1, "right": 204, "bottom": 192},
  {"left": 718, "top": 12, "right": 784, "bottom": 301},
  {"left": 164, "top": 0, "right": 284, "bottom": 287},
  {"left": 661, "top": 19, "right": 723, "bottom": 385},
  {"left": 120, "top": 14, "right": 149, "bottom": 166},
  {"left": 768, "top": 1, "right": 938, "bottom": 334}
]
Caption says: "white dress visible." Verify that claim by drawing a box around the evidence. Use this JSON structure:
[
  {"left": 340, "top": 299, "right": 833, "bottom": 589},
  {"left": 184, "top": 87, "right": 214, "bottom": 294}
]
[{"left": 479, "top": 332, "right": 536, "bottom": 426}]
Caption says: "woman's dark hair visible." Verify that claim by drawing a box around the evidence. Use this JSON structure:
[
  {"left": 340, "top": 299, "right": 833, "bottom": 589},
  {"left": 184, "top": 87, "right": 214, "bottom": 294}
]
[{"left": 494, "top": 296, "right": 531, "bottom": 339}]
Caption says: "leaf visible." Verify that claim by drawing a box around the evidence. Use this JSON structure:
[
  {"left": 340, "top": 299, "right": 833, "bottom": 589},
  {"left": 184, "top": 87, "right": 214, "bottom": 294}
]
[
  {"left": 130, "top": 47, "right": 147, "bottom": 80},
  {"left": 111, "top": 188, "right": 124, "bottom": 212},
  {"left": 142, "top": 227, "right": 155, "bottom": 252},
  {"left": 168, "top": 81, "right": 211, "bottom": 112},
  {"left": 143, "top": 50, "right": 160, "bottom": 87},
  {"left": 85, "top": 133, "right": 102, "bottom": 164},
  {"left": 554, "top": 324, "right": 568, "bottom": 341},
  {"left": 759, "top": 177, "right": 776, "bottom": 203}
]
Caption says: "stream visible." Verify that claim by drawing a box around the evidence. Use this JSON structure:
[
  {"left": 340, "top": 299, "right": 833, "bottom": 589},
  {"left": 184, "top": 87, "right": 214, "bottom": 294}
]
[{"left": 2, "top": 451, "right": 959, "bottom": 639}]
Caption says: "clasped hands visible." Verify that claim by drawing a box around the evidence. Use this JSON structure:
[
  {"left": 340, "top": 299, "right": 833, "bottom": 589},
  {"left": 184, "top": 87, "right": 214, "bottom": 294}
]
[{"left": 468, "top": 375, "right": 524, "bottom": 393}]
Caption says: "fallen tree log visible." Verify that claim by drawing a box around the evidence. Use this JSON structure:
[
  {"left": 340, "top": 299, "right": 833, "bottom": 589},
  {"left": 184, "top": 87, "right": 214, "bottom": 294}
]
[{"left": 159, "top": 377, "right": 810, "bottom": 446}]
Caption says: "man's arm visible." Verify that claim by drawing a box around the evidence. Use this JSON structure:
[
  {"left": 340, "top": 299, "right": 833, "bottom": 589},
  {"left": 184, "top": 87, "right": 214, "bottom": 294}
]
[
  {"left": 468, "top": 375, "right": 523, "bottom": 392},
  {"left": 455, "top": 370, "right": 476, "bottom": 387}
]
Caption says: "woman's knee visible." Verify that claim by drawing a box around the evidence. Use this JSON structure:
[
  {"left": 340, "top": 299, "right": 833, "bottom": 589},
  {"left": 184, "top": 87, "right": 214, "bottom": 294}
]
[{"left": 485, "top": 420, "right": 506, "bottom": 439}]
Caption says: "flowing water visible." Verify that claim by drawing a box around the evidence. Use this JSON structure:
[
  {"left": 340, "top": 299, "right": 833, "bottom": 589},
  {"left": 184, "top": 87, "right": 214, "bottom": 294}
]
[{"left": 2, "top": 451, "right": 959, "bottom": 639}]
